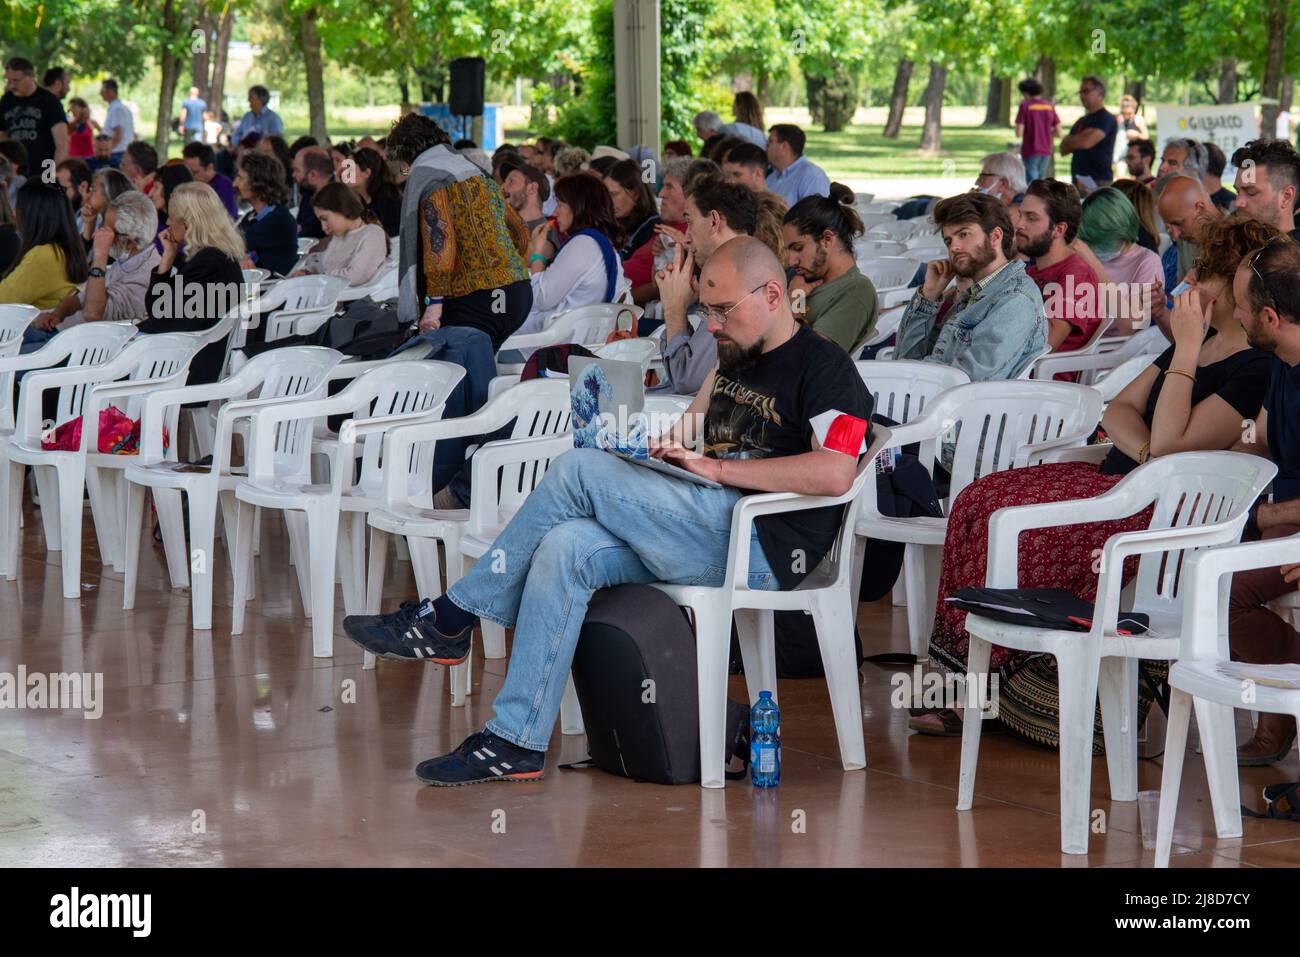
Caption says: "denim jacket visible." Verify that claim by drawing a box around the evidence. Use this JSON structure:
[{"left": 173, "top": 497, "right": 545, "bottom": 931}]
[{"left": 894, "top": 260, "right": 1047, "bottom": 381}]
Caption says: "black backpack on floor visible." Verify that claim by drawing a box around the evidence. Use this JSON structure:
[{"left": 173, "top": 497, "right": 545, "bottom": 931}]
[{"left": 566, "top": 584, "right": 751, "bottom": 785}]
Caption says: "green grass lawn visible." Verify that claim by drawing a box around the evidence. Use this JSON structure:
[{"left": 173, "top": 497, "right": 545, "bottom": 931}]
[{"left": 805, "top": 122, "right": 1021, "bottom": 181}]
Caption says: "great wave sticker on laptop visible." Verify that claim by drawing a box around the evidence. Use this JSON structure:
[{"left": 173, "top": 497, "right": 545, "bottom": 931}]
[{"left": 569, "top": 356, "right": 721, "bottom": 488}]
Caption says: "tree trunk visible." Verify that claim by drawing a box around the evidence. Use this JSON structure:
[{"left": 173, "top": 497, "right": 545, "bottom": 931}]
[
  {"left": 1125, "top": 78, "right": 1146, "bottom": 105},
  {"left": 998, "top": 75, "right": 1012, "bottom": 126},
  {"left": 882, "top": 58, "right": 912, "bottom": 138},
  {"left": 1218, "top": 57, "right": 1238, "bottom": 104},
  {"left": 1260, "top": 0, "right": 1287, "bottom": 137},
  {"left": 300, "top": 6, "right": 329, "bottom": 142},
  {"left": 208, "top": 5, "right": 235, "bottom": 125},
  {"left": 192, "top": 6, "right": 213, "bottom": 101},
  {"left": 1282, "top": 74, "right": 1295, "bottom": 117},
  {"left": 919, "top": 60, "right": 946, "bottom": 154},
  {"left": 1034, "top": 55, "right": 1056, "bottom": 102},
  {"left": 155, "top": 0, "right": 181, "bottom": 155},
  {"left": 398, "top": 70, "right": 410, "bottom": 109},
  {"left": 982, "top": 71, "right": 1001, "bottom": 126}
]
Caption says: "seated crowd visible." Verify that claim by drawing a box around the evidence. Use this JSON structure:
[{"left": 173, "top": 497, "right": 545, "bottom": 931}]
[{"left": 5, "top": 56, "right": 1300, "bottom": 795}]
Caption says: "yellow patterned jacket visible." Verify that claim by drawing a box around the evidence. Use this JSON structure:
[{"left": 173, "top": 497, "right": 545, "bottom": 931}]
[{"left": 420, "top": 174, "right": 529, "bottom": 300}]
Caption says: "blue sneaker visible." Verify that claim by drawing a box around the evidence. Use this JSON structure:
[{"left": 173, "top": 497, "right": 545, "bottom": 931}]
[
  {"left": 416, "top": 730, "right": 546, "bottom": 786},
  {"left": 342, "top": 599, "right": 473, "bottom": 664}
]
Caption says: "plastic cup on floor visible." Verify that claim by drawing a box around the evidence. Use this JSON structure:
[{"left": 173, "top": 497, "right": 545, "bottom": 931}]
[{"left": 1138, "top": 790, "right": 1160, "bottom": 850}]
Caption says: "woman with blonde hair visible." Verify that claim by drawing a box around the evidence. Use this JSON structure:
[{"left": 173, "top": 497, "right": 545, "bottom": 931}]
[{"left": 139, "top": 181, "right": 245, "bottom": 384}]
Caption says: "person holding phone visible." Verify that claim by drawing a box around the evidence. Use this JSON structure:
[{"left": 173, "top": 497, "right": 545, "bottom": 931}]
[{"left": 914, "top": 216, "right": 1281, "bottom": 745}]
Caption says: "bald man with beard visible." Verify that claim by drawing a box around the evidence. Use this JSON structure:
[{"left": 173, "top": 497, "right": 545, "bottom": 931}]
[
  {"left": 344, "top": 236, "right": 875, "bottom": 788},
  {"left": 1157, "top": 173, "right": 1223, "bottom": 288}
]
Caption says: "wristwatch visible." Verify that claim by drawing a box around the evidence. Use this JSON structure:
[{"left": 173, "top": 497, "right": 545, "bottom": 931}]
[{"left": 89, "top": 266, "right": 107, "bottom": 279}]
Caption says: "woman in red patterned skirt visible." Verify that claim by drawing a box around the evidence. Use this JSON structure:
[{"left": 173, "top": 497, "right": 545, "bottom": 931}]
[{"left": 913, "top": 217, "right": 1282, "bottom": 745}]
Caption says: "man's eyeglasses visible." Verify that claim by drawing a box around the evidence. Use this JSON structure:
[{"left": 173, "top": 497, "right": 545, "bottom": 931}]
[{"left": 702, "top": 283, "right": 768, "bottom": 325}]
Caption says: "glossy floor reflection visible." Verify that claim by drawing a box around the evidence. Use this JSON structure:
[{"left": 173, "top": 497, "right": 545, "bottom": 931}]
[{"left": 1, "top": 500, "right": 1298, "bottom": 867}]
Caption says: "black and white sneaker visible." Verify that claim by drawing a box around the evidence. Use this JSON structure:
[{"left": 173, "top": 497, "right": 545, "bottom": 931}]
[
  {"left": 342, "top": 599, "right": 473, "bottom": 664},
  {"left": 415, "top": 730, "right": 546, "bottom": 786}
]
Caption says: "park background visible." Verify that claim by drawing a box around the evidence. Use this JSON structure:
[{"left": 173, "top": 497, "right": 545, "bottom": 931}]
[{"left": 4, "top": 0, "right": 1297, "bottom": 196}]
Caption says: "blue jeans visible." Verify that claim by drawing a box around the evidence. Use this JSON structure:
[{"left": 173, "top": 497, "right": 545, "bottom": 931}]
[
  {"left": 448, "top": 447, "right": 778, "bottom": 751},
  {"left": 1023, "top": 154, "right": 1050, "bottom": 183}
]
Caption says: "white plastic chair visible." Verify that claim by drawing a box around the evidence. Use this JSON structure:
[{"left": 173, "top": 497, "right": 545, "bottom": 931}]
[
  {"left": 242, "top": 268, "right": 270, "bottom": 286},
  {"left": 859, "top": 257, "right": 921, "bottom": 294},
  {"left": 1027, "top": 317, "right": 1116, "bottom": 379},
  {"left": 253, "top": 274, "right": 348, "bottom": 342},
  {"left": 867, "top": 220, "right": 918, "bottom": 242},
  {"left": 855, "top": 239, "right": 907, "bottom": 260},
  {"left": 855, "top": 359, "right": 969, "bottom": 425},
  {"left": 853, "top": 380, "right": 1103, "bottom": 659},
  {"left": 1154, "top": 528, "right": 1300, "bottom": 867},
  {"left": 640, "top": 429, "right": 889, "bottom": 787},
  {"left": 7, "top": 332, "right": 200, "bottom": 597},
  {"left": 0, "top": 305, "right": 38, "bottom": 431},
  {"left": 336, "top": 260, "right": 399, "bottom": 304},
  {"left": 496, "top": 303, "right": 644, "bottom": 373},
  {"left": 230, "top": 361, "right": 465, "bottom": 657},
  {"left": 122, "top": 347, "right": 344, "bottom": 630},
  {"left": 903, "top": 245, "right": 948, "bottom": 264},
  {"left": 956, "top": 451, "right": 1276, "bottom": 855},
  {"left": 1029, "top": 340, "right": 1164, "bottom": 392},
  {"left": 0, "top": 323, "right": 137, "bottom": 578},
  {"left": 855, "top": 303, "right": 907, "bottom": 355},
  {"left": 857, "top": 212, "right": 897, "bottom": 229},
  {"left": 911, "top": 218, "right": 942, "bottom": 239}
]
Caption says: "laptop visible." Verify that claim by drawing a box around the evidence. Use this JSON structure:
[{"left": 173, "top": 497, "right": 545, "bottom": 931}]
[{"left": 569, "top": 356, "right": 721, "bottom": 489}]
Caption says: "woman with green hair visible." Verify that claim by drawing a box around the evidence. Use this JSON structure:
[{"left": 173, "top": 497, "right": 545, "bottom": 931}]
[{"left": 1072, "top": 185, "right": 1164, "bottom": 334}]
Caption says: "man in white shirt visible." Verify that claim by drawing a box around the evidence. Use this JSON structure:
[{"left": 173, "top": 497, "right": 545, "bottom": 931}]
[{"left": 100, "top": 78, "right": 134, "bottom": 165}]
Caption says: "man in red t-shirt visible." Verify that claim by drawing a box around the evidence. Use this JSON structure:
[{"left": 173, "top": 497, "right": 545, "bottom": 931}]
[
  {"left": 1014, "top": 78, "right": 1060, "bottom": 185},
  {"left": 1016, "top": 180, "right": 1100, "bottom": 377}
]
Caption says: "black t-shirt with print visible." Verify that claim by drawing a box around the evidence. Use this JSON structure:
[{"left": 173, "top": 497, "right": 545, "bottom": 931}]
[
  {"left": 703, "top": 323, "right": 874, "bottom": 589},
  {"left": 0, "top": 87, "right": 67, "bottom": 175}
]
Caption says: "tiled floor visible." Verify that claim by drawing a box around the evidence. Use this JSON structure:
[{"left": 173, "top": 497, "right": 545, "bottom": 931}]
[{"left": 1, "top": 502, "right": 1298, "bottom": 867}]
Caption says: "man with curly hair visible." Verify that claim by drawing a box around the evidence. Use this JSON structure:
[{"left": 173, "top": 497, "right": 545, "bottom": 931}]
[{"left": 387, "top": 112, "right": 531, "bottom": 350}]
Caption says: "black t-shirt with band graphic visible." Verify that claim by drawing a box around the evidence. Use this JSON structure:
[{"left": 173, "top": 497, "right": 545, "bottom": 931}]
[{"left": 703, "top": 323, "right": 873, "bottom": 589}]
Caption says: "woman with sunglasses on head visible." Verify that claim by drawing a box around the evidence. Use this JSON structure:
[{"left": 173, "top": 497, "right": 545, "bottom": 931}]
[{"left": 913, "top": 216, "right": 1282, "bottom": 748}]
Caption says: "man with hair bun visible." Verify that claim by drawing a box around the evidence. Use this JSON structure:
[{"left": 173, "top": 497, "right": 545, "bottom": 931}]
[{"left": 781, "top": 185, "right": 879, "bottom": 351}]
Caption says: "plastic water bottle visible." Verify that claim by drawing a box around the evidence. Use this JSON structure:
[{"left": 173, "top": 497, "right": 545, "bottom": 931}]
[{"left": 750, "top": 691, "right": 781, "bottom": 787}]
